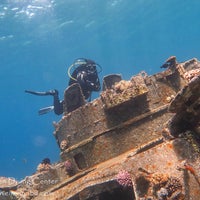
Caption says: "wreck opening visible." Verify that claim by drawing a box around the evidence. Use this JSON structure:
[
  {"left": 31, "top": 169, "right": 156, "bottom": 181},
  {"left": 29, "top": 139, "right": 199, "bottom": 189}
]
[
  {"left": 67, "top": 180, "right": 135, "bottom": 200},
  {"left": 74, "top": 152, "right": 87, "bottom": 170},
  {"left": 91, "top": 186, "right": 135, "bottom": 200},
  {"left": 80, "top": 180, "right": 135, "bottom": 200}
]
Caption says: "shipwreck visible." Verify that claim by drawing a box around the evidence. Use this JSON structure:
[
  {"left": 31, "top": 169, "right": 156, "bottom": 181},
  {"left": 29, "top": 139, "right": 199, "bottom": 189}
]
[{"left": 0, "top": 56, "right": 200, "bottom": 200}]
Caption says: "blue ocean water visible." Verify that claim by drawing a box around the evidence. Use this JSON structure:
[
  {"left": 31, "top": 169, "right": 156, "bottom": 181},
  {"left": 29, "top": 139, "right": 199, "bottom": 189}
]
[{"left": 1, "top": 0, "right": 200, "bottom": 180}]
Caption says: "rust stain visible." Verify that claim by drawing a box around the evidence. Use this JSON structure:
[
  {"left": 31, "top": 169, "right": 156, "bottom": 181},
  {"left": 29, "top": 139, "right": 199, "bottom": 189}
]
[
  {"left": 167, "top": 143, "right": 173, "bottom": 149},
  {"left": 194, "top": 189, "right": 200, "bottom": 195},
  {"left": 151, "top": 165, "right": 157, "bottom": 171}
]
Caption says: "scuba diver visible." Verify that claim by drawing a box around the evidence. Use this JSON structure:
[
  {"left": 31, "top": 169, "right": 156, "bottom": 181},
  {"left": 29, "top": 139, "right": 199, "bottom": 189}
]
[{"left": 25, "top": 58, "right": 102, "bottom": 115}]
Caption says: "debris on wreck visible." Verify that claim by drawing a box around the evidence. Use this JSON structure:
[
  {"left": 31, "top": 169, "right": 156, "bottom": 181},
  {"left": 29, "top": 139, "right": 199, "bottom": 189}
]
[{"left": 1, "top": 56, "right": 200, "bottom": 200}]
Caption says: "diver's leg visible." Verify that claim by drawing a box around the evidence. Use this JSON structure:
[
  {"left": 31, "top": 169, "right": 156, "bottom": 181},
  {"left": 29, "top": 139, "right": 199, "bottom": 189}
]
[
  {"left": 52, "top": 91, "right": 64, "bottom": 115},
  {"left": 25, "top": 89, "right": 63, "bottom": 115}
]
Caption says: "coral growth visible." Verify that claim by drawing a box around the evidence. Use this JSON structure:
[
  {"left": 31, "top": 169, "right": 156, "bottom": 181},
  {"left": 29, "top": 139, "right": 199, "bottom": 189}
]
[
  {"left": 165, "top": 177, "right": 182, "bottom": 196},
  {"left": 115, "top": 170, "right": 132, "bottom": 187},
  {"left": 149, "top": 173, "right": 169, "bottom": 188},
  {"left": 60, "top": 139, "right": 68, "bottom": 151},
  {"left": 183, "top": 68, "right": 200, "bottom": 82},
  {"left": 0, "top": 177, "right": 18, "bottom": 188},
  {"left": 138, "top": 169, "right": 184, "bottom": 199},
  {"left": 64, "top": 160, "right": 74, "bottom": 175},
  {"left": 114, "top": 80, "right": 132, "bottom": 93},
  {"left": 37, "top": 158, "right": 52, "bottom": 172},
  {"left": 152, "top": 175, "right": 183, "bottom": 199}
]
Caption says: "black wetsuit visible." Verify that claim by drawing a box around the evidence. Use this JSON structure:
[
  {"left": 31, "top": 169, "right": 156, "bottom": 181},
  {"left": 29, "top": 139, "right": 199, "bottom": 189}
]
[{"left": 69, "top": 59, "right": 101, "bottom": 100}]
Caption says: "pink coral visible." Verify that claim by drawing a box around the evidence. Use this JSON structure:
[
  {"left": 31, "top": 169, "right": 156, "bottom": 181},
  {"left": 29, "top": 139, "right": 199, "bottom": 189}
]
[
  {"left": 64, "top": 160, "right": 74, "bottom": 175},
  {"left": 116, "top": 170, "right": 132, "bottom": 187}
]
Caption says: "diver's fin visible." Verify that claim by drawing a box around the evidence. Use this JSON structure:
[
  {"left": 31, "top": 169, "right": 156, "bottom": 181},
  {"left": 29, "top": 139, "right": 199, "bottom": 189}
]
[
  {"left": 38, "top": 106, "right": 54, "bottom": 115},
  {"left": 25, "top": 90, "right": 57, "bottom": 96}
]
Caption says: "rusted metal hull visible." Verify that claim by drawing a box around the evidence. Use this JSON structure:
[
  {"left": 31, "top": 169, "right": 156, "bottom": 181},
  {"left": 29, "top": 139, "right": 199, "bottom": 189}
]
[{"left": 1, "top": 57, "right": 200, "bottom": 200}]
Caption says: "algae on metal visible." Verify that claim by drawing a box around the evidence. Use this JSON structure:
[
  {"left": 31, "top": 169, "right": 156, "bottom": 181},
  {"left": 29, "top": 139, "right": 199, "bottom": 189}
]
[{"left": 1, "top": 57, "right": 200, "bottom": 200}]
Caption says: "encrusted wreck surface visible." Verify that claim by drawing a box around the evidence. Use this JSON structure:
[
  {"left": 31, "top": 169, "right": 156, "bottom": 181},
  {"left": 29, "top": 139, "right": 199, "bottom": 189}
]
[{"left": 1, "top": 57, "right": 200, "bottom": 200}]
